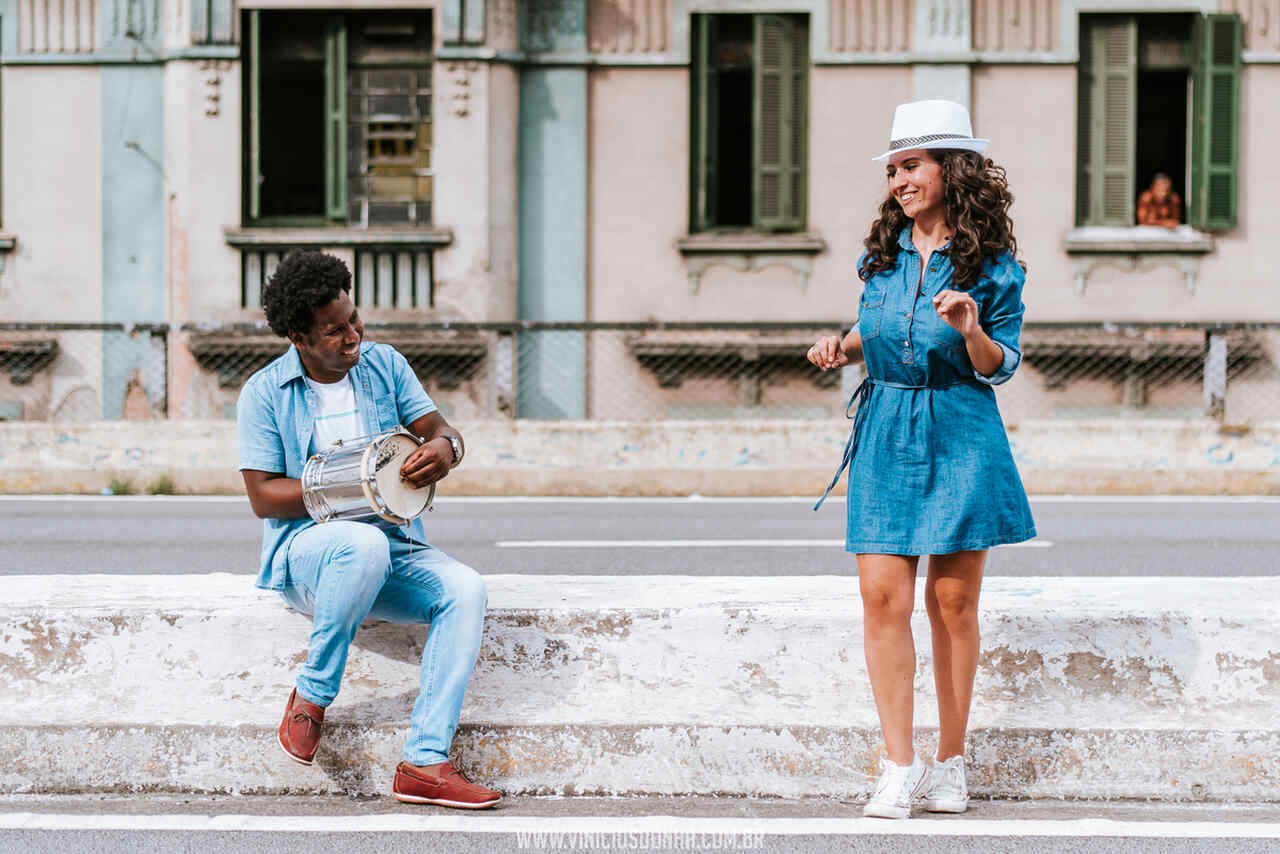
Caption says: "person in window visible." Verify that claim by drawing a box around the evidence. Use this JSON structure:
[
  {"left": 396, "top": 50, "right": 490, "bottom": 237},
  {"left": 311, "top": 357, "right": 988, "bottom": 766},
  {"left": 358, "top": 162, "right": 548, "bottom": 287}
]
[
  {"left": 806, "top": 100, "right": 1035, "bottom": 819},
  {"left": 1136, "top": 173, "right": 1183, "bottom": 229},
  {"left": 237, "top": 250, "right": 502, "bottom": 809}
]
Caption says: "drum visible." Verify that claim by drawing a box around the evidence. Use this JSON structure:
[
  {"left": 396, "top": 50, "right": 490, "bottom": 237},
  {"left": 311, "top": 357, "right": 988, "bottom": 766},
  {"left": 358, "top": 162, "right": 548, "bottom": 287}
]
[{"left": 301, "top": 427, "right": 435, "bottom": 525}]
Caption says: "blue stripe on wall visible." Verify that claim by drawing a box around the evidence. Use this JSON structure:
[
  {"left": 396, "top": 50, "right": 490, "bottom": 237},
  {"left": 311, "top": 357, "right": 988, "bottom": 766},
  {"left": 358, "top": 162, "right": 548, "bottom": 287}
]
[
  {"left": 101, "top": 65, "right": 165, "bottom": 418},
  {"left": 517, "top": 67, "right": 587, "bottom": 419}
]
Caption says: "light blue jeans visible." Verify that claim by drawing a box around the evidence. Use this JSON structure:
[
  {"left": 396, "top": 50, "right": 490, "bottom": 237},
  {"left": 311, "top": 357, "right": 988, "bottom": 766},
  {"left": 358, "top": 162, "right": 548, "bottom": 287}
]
[{"left": 280, "top": 521, "right": 487, "bottom": 766}]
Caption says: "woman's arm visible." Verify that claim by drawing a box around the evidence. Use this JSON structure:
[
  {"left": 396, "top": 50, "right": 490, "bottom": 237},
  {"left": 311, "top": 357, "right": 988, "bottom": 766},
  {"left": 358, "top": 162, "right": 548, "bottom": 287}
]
[{"left": 808, "top": 329, "right": 865, "bottom": 371}]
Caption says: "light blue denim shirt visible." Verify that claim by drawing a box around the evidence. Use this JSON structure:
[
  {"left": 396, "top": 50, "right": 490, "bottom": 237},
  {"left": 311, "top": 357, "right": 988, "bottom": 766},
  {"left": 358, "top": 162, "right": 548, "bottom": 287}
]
[
  {"left": 855, "top": 226, "right": 1025, "bottom": 389},
  {"left": 237, "top": 340, "right": 437, "bottom": 590}
]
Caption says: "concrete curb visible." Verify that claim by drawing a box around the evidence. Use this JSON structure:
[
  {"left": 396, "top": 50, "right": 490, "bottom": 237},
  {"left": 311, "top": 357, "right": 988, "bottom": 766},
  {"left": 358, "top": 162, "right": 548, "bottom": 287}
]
[
  {"left": 1, "top": 420, "right": 1278, "bottom": 495},
  {"left": 3, "top": 724, "right": 1276, "bottom": 801},
  {"left": 2, "top": 576, "right": 1277, "bottom": 799}
]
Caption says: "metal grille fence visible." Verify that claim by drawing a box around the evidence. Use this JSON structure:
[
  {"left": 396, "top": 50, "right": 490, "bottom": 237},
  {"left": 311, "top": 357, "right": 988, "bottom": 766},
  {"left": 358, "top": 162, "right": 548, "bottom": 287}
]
[{"left": 3, "top": 322, "right": 1279, "bottom": 425}]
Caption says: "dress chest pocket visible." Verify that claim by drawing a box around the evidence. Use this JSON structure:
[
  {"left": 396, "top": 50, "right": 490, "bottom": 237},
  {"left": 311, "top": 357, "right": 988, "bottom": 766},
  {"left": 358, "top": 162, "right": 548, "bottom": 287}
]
[{"left": 859, "top": 281, "right": 887, "bottom": 341}]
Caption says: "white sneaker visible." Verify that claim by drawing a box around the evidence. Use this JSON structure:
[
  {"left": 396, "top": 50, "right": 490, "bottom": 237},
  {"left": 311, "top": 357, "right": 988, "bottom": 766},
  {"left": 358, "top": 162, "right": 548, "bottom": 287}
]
[
  {"left": 862, "top": 755, "right": 927, "bottom": 819},
  {"left": 923, "top": 755, "right": 969, "bottom": 813}
]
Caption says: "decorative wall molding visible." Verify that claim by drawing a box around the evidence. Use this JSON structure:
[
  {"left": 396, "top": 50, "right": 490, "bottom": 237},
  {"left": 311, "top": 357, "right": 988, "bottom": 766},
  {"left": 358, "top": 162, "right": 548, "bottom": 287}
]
[
  {"left": 17, "top": 0, "right": 97, "bottom": 53},
  {"left": 444, "top": 61, "right": 481, "bottom": 117},
  {"left": 973, "top": 0, "right": 1057, "bottom": 54},
  {"left": 103, "top": 0, "right": 164, "bottom": 54},
  {"left": 1223, "top": 0, "right": 1280, "bottom": 53},
  {"left": 676, "top": 233, "right": 827, "bottom": 294},
  {"left": 828, "top": 0, "right": 912, "bottom": 54},
  {"left": 915, "top": 0, "right": 969, "bottom": 53},
  {"left": 589, "top": 0, "right": 670, "bottom": 54},
  {"left": 1064, "top": 226, "right": 1215, "bottom": 297},
  {"left": 199, "top": 59, "right": 231, "bottom": 117},
  {"left": 523, "top": 0, "right": 588, "bottom": 53}
]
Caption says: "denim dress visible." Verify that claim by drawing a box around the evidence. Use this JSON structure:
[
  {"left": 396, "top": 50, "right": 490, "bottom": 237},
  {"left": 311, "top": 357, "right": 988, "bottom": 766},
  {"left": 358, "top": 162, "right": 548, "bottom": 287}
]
[{"left": 817, "top": 226, "right": 1036, "bottom": 555}]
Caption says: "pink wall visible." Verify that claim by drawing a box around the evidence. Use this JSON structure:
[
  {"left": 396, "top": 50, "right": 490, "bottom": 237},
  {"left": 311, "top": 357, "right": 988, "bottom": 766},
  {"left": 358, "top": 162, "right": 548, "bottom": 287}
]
[{"left": 587, "top": 65, "right": 911, "bottom": 322}]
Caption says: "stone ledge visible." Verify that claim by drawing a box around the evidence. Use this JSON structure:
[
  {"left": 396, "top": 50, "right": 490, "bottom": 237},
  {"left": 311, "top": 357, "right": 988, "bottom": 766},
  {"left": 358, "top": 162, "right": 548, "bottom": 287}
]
[
  {"left": 224, "top": 227, "right": 454, "bottom": 249},
  {"left": 1064, "top": 226, "right": 1215, "bottom": 254},
  {"left": 1, "top": 576, "right": 1277, "bottom": 799}
]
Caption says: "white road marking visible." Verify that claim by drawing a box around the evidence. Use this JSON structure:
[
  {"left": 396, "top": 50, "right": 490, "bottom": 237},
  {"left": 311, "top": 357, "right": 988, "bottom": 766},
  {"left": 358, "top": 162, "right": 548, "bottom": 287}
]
[
  {"left": 0, "top": 813, "right": 1276, "bottom": 838},
  {"left": 0, "top": 494, "right": 248, "bottom": 502},
  {"left": 2, "top": 494, "right": 1276, "bottom": 504},
  {"left": 496, "top": 539, "right": 1053, "bottom": 549}
]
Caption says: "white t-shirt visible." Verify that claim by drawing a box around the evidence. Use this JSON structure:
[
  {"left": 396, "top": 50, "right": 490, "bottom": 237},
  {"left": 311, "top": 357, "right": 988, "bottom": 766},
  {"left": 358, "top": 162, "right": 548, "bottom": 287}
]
[{"left": 304, "top": 374, "right": 363, "bottom": 452}]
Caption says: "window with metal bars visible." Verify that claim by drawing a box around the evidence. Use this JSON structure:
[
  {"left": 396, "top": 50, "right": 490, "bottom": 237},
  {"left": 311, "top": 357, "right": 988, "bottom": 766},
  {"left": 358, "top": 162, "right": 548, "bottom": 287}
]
[
  {"left": 690, "top": 14, "right": 809, "bottom": 233},
  {"left": 1075, "top": 13, "right": 1241, "bottom": 230},
  {"left": 243, "top": 10, "right": 433, "bottom": 227}
]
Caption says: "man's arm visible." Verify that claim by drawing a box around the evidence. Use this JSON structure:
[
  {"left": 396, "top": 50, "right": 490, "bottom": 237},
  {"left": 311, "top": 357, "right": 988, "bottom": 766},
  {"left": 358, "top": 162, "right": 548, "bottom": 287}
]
[
  {"left": 242, "top": 470, "right": 308, "bottom": 519},
  {"left": 399, "top": 411, "right": 463, "bottom": 488}
]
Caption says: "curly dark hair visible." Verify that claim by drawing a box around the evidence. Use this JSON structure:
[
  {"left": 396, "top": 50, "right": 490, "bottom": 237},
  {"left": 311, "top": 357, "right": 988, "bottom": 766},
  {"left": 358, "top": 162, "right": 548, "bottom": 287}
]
[
  {"left": 858, "top": 150, "right": 1023, "bottom": 290},
  {"left": 261, "top": 250, "right": 353, "bottom": 338}
]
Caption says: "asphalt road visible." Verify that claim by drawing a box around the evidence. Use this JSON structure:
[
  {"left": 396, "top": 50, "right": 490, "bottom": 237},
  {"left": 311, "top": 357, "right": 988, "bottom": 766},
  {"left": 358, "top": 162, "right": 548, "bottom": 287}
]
[
  {"left": 2, "top": 796, "right": 1278, "bottom": 854},
  {"left": 3, "top": 495, "right": 1277, "bottom": 576}
]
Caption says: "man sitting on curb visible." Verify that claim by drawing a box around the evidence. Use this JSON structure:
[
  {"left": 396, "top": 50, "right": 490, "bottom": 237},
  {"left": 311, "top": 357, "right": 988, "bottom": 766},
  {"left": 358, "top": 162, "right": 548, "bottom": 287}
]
[{"left": 236, "top": 249, "right": 501, "bottom": 809}]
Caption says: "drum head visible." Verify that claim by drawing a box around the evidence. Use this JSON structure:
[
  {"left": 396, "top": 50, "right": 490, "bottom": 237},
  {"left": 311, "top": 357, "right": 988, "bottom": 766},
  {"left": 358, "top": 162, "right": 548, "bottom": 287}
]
[{"left": 363, "top": 432, "right": 433, "bottom": 522}]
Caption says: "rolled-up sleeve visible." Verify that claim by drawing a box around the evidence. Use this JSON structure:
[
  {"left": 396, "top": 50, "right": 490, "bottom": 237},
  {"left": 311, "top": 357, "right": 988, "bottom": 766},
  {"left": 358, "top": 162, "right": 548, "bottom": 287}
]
[
  {"left": 973, "top": 254, "right": 1026, "bottom": 387},
  {"left": 237, "top": 378, "right": 286, "bottom": 473}
]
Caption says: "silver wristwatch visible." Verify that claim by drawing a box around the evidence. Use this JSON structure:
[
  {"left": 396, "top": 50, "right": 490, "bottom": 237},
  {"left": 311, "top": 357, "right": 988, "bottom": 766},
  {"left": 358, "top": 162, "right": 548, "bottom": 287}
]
[{"left": 446, "top": 435, "right": 463, "bottom": 467}]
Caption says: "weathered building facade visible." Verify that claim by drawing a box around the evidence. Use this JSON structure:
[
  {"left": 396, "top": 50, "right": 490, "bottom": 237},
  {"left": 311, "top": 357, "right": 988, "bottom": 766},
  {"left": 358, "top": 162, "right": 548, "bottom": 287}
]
[{"left": 0, "top": 0, "right": 1277, "bottom": 422}]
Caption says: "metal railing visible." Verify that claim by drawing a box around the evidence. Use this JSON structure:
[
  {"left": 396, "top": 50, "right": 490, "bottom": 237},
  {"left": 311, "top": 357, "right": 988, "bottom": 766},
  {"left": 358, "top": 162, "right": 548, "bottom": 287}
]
[{"left": 2, "top": 321, "right": 1278, "bottom": 425}]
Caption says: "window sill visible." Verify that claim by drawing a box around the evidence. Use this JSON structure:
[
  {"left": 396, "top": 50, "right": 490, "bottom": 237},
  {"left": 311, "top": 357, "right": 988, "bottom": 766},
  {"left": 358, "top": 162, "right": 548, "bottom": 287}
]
[
  {"left": 676, "top": 232, "right": 827, "bottom": 293},
  {"left": 1064, "top": 225, "right": 1214, "bottom": 254},
  {"left": 1063, "top": 226, "right": 1214, "bottom": 296},
  {"left": 224, "top": 227, "right": 454, "bottom": 249}
]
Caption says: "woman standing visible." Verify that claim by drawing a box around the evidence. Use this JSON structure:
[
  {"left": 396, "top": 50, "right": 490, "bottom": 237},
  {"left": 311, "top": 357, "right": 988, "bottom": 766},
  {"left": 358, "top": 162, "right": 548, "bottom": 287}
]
[{"left": 807, "top": 100, "right": 1036, "bottom": 819}]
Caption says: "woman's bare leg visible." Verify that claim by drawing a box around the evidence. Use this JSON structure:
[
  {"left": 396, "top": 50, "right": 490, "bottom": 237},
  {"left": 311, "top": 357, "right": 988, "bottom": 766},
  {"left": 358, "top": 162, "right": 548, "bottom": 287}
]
[
  {"left": 857, "top": 553, "right": 920, "bottom": 764},
  {"left": 924, "top": 550, "right": 986, "bottom": 761}
]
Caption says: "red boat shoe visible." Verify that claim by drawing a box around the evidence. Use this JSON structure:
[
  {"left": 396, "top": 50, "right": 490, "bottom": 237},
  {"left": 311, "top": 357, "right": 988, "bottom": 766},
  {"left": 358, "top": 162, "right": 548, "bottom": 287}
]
[
  {"left": 392, "top": 760, "right": 502, "bottom": 809},
  {"left": 277, "top": 687, "right": 325, "bottom": 765}
]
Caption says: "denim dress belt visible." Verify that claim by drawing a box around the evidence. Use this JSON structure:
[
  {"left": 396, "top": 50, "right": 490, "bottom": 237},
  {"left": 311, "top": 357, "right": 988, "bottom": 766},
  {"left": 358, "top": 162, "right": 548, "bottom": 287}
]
[{"left": 812, "top": 375, "right": 979, "bottom": 511}]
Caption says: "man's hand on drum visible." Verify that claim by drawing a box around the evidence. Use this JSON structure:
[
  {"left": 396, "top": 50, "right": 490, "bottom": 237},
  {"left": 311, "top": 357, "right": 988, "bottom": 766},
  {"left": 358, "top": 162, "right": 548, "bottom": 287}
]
[
  {"left": 807, "top": 335, "right": 849, "bottom": 371},
  {"left": 399, "top": 438, "right": 453, "bottom": 488}
]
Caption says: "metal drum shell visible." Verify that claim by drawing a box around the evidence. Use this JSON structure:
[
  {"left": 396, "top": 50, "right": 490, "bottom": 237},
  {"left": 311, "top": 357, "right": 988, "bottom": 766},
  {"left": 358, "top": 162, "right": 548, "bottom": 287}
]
[{"left": 301, "top": 428, "right": 434, "bottom": 526}]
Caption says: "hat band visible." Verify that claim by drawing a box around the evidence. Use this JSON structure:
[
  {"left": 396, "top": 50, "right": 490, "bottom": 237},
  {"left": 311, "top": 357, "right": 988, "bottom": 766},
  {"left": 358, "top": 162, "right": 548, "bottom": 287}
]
[{"left": 887, "top": 132, "right": 972, "bottom": 152}]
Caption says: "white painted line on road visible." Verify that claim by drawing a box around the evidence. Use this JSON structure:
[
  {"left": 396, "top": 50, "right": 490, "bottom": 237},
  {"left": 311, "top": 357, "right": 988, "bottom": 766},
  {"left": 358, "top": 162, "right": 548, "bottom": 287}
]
[
  {"left": 1028, "top": 495, "right": 1280, "bottom": 504},
  {"left": 3, "top": 493, "right": 1277, "bottom": 504},
  {"left": 2, "top": 813, "right": 1278, "bottom": 838},
  {"left": 0, "top": 495, "right": 247, "bottom": 502},
  {"left": 498, "top": 539, "right": 845, "bottom": 548},
  {"left": 496, "top": 539, "right": 1054, "bottom": 549}
]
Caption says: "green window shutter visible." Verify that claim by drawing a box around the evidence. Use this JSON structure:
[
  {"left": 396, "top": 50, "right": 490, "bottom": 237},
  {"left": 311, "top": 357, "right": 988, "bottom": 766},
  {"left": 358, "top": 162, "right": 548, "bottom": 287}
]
[
  {"left": 1074, "top": 18, "right": 1093, "bottom": 226},
  {"left": 324, "top": 17, "right": 348, "bottom": 222},
  {"left": 1081, "top": 17, "right": 1137, "bottom": 227},
  {"left": 1191, "top": 13, "right": 1242, "bottom": 231},
  {"left": 752, "top": 15, "right": 806, "bottom": 232},
  {"left": 247, "top": 9, "right": 262, "bottom": 221},
  {"left": 690, "top": 15, "right": 719, "bottom": 232}
]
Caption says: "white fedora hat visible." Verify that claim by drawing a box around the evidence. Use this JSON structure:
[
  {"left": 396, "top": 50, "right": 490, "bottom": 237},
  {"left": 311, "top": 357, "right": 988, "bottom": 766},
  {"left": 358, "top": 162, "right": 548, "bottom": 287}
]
[{"left": 872, "top": 99, "right": 989, "bottom": 162}]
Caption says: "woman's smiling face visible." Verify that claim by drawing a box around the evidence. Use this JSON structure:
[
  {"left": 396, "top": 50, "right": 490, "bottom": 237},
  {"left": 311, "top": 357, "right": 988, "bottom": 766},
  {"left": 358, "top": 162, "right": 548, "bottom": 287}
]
[{"left": 886, "top": 148, "right": 944, "bottom": 220}]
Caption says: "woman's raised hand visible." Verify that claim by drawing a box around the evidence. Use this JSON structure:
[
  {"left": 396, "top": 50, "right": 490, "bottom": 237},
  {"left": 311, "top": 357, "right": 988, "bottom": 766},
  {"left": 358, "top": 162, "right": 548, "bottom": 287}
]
[
  {"left": 807, "top": 335, "right": 849, "bottom": 371},
  {"left": 932, "top": 289, "right": 981, "bottom": 338}
]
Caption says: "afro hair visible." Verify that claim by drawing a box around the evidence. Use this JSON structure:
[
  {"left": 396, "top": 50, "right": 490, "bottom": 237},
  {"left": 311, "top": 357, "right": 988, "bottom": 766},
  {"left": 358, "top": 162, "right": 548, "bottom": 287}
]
[{"left": 261, "top": 250, "right": 353, "bottom": 338}]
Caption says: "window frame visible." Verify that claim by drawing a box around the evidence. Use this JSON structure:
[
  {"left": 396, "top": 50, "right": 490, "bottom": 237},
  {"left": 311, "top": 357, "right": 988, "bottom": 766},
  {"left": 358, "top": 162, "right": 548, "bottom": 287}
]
[
  {"left": 690, "top": 12, "right": 809, "bottom": 235},
  {"left": 243, "top": 9, "right": 434, "bottom": 229},
  {"left": 1075, "top": 12, "right": 1242, "bottom": 232}
]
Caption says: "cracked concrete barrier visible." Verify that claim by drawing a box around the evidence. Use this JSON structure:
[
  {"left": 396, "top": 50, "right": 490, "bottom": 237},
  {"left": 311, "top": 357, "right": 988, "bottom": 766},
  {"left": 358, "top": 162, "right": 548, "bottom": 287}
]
[{"left": 1, "top": 576, "right": 1277, "bottom": 800}]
